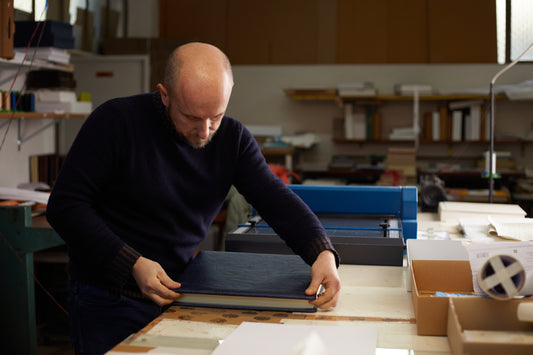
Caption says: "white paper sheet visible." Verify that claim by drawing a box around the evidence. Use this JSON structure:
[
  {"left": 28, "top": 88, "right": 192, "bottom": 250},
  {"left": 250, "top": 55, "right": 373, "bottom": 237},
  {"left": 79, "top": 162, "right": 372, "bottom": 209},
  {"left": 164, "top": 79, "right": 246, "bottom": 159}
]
[{"left": 211, "top": 322, "right": 378, "bottom": 355}]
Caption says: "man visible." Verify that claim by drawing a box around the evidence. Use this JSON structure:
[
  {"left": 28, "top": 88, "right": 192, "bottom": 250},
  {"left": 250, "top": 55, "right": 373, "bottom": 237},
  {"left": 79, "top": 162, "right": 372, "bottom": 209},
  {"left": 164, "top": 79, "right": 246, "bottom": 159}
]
[{"left": 47, "top": 42, "right": 341, "bottom": 354}]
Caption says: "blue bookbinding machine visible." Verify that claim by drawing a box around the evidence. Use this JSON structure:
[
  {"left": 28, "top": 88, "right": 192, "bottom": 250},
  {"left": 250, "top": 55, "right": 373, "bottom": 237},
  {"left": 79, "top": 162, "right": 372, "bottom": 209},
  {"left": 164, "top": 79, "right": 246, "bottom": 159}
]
[{"left": 226, "top": 185, "right": 417, "bottom": 266}]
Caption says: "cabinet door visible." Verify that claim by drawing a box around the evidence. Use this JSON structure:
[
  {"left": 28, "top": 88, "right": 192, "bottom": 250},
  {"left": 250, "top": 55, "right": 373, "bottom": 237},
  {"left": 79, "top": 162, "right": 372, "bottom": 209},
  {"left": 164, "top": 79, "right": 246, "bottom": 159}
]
[{"left": 57, "top": 55, "right": 150, "bottom": 153}]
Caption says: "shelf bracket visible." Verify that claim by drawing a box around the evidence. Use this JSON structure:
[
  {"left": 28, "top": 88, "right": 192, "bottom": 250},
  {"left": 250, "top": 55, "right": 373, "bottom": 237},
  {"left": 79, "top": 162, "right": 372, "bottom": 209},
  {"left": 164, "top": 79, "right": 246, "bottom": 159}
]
[{"left": 17, "top": 118, "right": 58, "bottom": 151}]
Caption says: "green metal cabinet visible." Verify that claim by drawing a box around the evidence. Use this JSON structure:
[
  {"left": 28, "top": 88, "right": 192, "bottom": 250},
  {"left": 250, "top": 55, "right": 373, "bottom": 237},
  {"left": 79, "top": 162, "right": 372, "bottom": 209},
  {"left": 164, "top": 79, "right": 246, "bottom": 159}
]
[{"left": 0, "top": 205, "right": 64, "bottom": 355}]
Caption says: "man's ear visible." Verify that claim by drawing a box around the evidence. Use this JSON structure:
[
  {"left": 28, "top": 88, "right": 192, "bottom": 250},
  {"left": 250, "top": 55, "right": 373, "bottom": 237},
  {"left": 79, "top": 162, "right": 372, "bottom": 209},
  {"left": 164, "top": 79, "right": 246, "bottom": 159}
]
[{"left": 157, "top": 83, "right": 169, "bottom": 107}]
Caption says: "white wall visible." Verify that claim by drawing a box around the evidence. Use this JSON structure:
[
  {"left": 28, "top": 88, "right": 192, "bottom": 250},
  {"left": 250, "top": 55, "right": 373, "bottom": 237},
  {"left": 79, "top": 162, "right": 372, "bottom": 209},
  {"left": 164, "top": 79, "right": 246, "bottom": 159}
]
[
  {"left": 227, "top": 63, "right": 533, "bottom": 170},
  {"left": 2, "top": 62, "right": 533, "bottom": 188}
]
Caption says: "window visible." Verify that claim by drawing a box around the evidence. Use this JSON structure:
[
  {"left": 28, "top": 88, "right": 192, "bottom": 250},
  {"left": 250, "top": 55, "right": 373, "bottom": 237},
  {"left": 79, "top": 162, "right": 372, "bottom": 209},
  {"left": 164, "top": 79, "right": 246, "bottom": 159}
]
[{"left": 497, "top": 0, "right": 533, "bottom": 63}]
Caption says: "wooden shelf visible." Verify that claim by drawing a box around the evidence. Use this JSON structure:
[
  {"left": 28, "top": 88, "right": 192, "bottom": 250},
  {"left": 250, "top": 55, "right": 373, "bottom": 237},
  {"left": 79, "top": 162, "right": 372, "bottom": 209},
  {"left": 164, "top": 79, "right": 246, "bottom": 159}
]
[
  {"left": 338, "top": 93, "right": 506, "bottom": 102},
  {"left": 0, "top": 112, "right": 88, "bottom": 150},
  {"left": 0, "top": 112, "right": 87, "bottom": 119},
  {"left": 283, "top": 88, "right": 337, "bottom": 100},
  {"left": 333, "top": 137, "right": 532, "bottom": 145},
  {"left": 284, "top": 88, "right": 507, "bottom": 102},
  {"left": 333, "top": 138, "right": 414, "bottom": 144}
]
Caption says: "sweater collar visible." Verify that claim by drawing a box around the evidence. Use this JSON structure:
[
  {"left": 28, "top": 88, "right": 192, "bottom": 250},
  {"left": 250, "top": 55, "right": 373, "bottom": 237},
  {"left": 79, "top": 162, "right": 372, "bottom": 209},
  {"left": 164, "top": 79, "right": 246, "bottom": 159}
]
[{"left": 152, "top": 91, "right": 183, "bottom": 140}]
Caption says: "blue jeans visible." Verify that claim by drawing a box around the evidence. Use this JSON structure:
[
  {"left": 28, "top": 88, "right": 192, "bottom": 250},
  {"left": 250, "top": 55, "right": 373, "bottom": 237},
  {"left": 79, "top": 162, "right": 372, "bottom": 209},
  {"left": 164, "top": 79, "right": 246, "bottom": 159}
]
[{"left": 68, "top": 280, "right": 165, "bottom": 354}]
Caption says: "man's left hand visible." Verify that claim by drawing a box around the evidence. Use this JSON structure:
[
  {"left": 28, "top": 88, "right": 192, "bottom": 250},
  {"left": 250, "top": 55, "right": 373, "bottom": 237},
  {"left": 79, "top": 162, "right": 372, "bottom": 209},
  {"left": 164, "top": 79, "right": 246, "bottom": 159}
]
[{"left": 305, "top": 250, "right": 341, "bottom": 310}]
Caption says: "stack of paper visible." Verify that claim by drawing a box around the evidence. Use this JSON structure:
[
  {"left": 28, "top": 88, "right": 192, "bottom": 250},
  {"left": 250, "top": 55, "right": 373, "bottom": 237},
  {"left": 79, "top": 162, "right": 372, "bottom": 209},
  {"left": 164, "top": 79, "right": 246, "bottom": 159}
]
[
  {"left": 439, "top": 201, "right": 526, "bottom": 223},
  {"left": 15, "top": 47, "right": 71, "bottom": 65},
  {"left": 337, "top": 82, "right": 376, "bottom": 97},
  {"left": 488, "top": 216, "right": 533, "bottom": 241},
  {"left": 394, "top": 83, "right": 433, "bottom": 95}
]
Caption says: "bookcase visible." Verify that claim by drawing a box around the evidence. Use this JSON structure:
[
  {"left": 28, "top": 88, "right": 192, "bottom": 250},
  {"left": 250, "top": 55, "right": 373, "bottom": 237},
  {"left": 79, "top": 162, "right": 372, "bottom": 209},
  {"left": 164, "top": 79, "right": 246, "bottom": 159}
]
[
  {"left": 284, "top": 88, "right": 533, "bottom": 190},
  {"left": 284, "top": 88, "right": 530, "bottom": 147}
]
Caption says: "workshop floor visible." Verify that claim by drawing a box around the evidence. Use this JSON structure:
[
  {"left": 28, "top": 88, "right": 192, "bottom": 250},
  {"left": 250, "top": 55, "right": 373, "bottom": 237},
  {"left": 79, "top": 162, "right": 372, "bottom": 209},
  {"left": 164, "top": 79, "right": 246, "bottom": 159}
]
[{"left": 35, "top": 251, "right": 73, "bottom": 355}]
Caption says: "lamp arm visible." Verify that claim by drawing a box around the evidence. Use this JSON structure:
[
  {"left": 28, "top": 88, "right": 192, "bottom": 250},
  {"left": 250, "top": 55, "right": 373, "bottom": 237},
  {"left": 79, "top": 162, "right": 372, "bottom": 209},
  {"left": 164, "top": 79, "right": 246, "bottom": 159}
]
[{"left": 488, "top": 40, "right": 533, "bottom": 203}]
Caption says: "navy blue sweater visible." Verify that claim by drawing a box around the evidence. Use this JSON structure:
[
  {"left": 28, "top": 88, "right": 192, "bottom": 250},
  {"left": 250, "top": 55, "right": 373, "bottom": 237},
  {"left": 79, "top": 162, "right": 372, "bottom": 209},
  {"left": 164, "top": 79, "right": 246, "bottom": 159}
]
[{"left": 46, "top": 92, "right": 337, "bottom": 296}]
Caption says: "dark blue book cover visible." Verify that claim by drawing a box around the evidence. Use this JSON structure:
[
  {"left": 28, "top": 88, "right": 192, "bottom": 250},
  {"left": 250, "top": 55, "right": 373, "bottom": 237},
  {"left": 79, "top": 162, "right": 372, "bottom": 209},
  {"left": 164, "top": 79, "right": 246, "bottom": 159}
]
[{"left": 174, "top": 251, "right": 317, "bottom": 312}]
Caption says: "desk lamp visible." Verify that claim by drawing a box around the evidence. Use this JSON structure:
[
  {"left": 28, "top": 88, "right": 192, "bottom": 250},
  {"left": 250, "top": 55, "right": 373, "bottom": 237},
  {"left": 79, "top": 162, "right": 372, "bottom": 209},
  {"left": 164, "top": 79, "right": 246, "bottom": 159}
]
[{"left": 488, "top": 40, "right": 533, "bottom": 202}]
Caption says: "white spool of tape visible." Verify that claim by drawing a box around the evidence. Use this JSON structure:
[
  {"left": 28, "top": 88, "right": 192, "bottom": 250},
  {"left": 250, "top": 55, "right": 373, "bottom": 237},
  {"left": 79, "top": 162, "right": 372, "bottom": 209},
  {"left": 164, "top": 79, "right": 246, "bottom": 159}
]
[{"left": 477, "top": 254, "right": 526, "bottom": 300}]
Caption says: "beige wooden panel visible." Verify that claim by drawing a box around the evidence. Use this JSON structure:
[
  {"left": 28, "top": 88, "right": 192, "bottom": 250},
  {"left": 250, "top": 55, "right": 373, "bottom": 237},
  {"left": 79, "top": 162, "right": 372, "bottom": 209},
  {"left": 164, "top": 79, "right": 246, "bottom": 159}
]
[
  {"left": 158, "top": 0, "right": 228, "bottom": 50},
  {"left": 387, "top": 0, "right": 428, "bottom": 63},
  {"left": 225, "top": 0, "right": 271, "bottom": 64},
  {"left": 268, "top": 0, "right": 319, "bottom": 64},
  {"left": 428, "top": 0, "right": 497, "bottom": 63},
  {"left": 337, "top": 0, "right": 388, "bottom": 63}
]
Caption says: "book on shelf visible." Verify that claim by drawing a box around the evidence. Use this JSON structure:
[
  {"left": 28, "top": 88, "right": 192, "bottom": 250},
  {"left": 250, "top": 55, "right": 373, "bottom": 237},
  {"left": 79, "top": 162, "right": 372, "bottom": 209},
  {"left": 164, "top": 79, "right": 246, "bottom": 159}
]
[
  {"left": 29, "top": 153, "right": 66, "bottom": 187},
  {"left": 344, "top": 103, "right": 366, "bottom": 139},
  {"left": 451, "top": 110, "right": 463, "bottom": 142},
  {"left": 439, "top": 104, "right": 451, "bottom": 141},
  {"left": 432, "top": 111, "right": 440, "bottom": 141},
  {"left": 423, "top": 111, "right": 441, "bottom": 141},
  {"left": 365, "top": 105, "right": 382, "bottom": 140},
  {"left": 174, "top": 251, "right": 317, "bottom": 313}
]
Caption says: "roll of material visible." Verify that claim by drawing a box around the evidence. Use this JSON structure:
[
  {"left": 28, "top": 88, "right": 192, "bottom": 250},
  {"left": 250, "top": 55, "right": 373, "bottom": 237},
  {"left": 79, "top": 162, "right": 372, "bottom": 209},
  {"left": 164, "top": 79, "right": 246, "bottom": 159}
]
[
  {"left": 477, "top": 254, "right": 526, "bottom": 300},
  {"left": 517, "top": 302, "right": 533, "bottom": 322}
]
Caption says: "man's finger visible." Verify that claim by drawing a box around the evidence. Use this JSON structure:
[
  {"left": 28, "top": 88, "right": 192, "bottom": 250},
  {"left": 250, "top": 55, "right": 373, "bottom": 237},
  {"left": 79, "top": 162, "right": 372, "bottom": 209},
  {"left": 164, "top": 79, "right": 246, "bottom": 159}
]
[
  {"left": 310, "top": 287, "right": 338, "bottom": 309},
  {"left": 160, "top": 274, "right": 181, "bottom": 290}
]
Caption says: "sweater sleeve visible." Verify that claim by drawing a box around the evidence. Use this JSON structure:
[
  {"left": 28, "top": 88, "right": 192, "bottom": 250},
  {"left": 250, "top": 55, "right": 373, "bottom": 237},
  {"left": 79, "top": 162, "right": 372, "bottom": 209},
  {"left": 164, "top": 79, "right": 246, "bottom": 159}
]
[
  {"left": 46, "top": 101, "right": 141, "bottom": 288},
  {"left": 232, "top": 125, "right": 340, "bottom": 267}
]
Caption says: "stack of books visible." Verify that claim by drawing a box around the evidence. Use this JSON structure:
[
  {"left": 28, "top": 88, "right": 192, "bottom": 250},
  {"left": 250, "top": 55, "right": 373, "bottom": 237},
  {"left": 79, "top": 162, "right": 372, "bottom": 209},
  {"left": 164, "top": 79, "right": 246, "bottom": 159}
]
[
  {"left": 337, "top": 82, "right": 377, "bottom": 97},
  {"left": 385, "top": 147, "right": 417, "bottom": 180},
  {"left": 389, "top": 126, "right": 416, "bottom": 140},
  {"left": 14, "top": 46, "right": 71, "bottom": 66}
]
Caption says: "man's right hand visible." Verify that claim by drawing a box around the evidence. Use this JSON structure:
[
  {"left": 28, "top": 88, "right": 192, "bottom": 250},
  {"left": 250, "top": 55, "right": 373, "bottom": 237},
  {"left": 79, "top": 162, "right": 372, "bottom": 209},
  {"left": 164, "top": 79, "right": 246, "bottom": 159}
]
[{"left": 132, "top": 256, "right": 181, "bottom": 306}]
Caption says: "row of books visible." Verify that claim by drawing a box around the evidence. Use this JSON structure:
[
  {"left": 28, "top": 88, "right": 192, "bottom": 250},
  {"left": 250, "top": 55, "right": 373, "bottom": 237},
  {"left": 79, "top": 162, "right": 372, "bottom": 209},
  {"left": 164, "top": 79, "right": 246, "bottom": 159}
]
[
  {"left": 0, "top": 89, "right": 92, "bottom": 114},
  {"left": 29, "top": 153, "right": 66, "bottom": 187},
  {"left": 422, "top": 101, "right": 489, "bottom": 142},
  {"left": 0, "top": 91, "right": 35, "bottom": 112},
  {"left": 343, "top": 103, "right": 381, "bottom": 140}
]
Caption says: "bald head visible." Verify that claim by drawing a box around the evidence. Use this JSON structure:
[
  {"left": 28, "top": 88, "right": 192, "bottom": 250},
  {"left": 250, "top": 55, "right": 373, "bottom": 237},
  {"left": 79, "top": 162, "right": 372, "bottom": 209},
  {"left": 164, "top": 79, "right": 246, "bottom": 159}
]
[
  {"left": 163, "top": 42, "right": 233, "bottom": 94},
  {"left": 157, "top": 43, "right": 234, "bottom": 148}
]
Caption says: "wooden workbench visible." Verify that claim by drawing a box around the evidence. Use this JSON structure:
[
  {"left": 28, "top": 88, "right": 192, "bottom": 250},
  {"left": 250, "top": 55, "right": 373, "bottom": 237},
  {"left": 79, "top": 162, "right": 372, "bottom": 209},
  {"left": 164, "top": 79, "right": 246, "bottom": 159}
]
[{"left": 109, "top": 263, "right": 452, "bottom": 354}]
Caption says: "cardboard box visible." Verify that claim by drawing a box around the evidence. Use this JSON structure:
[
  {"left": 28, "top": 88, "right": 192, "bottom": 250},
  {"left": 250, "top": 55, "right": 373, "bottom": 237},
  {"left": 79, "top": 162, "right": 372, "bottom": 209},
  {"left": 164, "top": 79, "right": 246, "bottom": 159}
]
[
  {"left": 406, "top": 239, "right": 469, "bottom": 292},
  {"left": 448, "top": 297, "right": 533, "bottom": 355},
  {"left": 411, "top": 259, "right": 475, "bottom": 335}
]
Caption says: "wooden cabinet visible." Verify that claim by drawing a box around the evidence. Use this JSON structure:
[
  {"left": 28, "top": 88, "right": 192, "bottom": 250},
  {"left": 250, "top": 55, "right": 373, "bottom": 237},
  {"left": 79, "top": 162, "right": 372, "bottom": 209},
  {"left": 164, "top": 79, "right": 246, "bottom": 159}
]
[{"left": 159, "top": 0, "right": 497, "bottom": 64}]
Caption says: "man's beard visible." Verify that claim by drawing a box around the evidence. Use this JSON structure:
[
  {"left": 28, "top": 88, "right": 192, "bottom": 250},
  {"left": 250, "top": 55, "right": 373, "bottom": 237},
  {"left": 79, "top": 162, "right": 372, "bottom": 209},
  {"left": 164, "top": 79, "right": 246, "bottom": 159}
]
[
  {"left": 165, "top": 105, "right": 216, "bottom": 149},
  {"left": 177, "top": 129, "right": 216, "bottom": 149}
]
